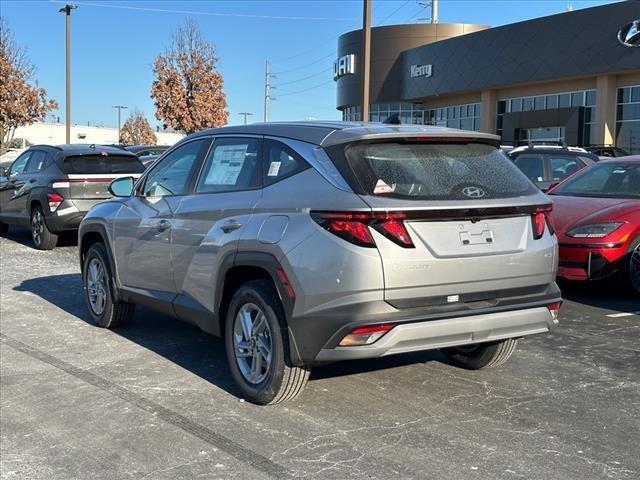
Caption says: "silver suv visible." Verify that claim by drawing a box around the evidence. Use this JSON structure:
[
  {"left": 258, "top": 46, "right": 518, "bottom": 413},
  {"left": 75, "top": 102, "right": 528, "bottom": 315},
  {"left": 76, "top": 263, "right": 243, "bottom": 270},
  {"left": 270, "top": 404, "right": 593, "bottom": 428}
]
[{"left": 79, "top": 122, "right": 561, "bottom": 405}]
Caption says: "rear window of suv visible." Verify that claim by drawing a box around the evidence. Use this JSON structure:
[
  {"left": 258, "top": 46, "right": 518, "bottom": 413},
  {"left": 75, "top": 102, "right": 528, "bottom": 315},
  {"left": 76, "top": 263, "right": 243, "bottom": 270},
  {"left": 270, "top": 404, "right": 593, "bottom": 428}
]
[
  {"left": 326, "top": 141, "right": 536, "bottom": 200},
  {"left": 63, "top": 155, "right": 145, "bottom": 174}
]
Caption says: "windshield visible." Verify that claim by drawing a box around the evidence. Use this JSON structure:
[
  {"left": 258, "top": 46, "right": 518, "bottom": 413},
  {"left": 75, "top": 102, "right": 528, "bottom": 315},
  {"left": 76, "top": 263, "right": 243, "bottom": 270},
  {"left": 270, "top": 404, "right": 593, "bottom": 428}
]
[
  {"left": 327, "top": 141, "right": 537, "bottom": 200},
  {"left": 550, "top": 162, "right": 640, "bottom": 198}
]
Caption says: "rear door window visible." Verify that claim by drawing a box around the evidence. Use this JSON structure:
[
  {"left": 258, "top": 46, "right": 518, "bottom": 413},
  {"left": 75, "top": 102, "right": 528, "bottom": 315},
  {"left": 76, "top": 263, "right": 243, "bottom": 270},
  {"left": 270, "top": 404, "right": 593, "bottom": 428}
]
[
  {"left": 328, "top": 141, "right": 536, "bottom": 200},
  {"left": 63, "top": 155, "right": 145, "bottom": 174},
  {"left": 514, "top": 154, "right": 545, "bottom": 183},
  {"left": 196, "top": 137, "right": 261, "bottom": 193},
  {"left": 25, "top": 151, "right": 49, "bottom": 173}
]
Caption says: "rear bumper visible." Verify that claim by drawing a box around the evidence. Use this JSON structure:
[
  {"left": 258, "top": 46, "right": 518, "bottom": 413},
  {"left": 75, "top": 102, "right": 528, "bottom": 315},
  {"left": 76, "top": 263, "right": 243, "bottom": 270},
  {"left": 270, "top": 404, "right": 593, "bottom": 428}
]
[
  {"left": 314, "top": 306, "right": 558, "bottom": 362},
  {"left": 287, "top": 282, "right": 561, "bottom": 365},
  {"left": 45, "top": 199, "right": 104, "bottom": 232},
  {"left": 557, "top": 243, "right": 627, "bottom": 281}
]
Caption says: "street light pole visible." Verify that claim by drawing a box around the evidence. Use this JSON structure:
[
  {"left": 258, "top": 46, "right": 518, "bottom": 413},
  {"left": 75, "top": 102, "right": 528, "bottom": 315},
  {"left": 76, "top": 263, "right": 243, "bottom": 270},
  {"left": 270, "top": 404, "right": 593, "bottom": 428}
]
[
  {"left": 59, "top": 4, "right": 77, "bottom": 144},
  {"left": 361, "top": 0, "right": 372, "bottom": 122},
  {"left": 112, "top": 105, "right": 128, "bottom": 144},
  {"left": 238, "top": 112, "right": 253, "bottom": 125}
]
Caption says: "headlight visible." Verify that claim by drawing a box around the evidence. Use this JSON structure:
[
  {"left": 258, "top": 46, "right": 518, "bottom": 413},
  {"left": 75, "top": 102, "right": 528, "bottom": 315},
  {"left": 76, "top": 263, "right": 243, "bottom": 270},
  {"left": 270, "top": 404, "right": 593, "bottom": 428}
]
[{"left": 566, "top": 222, "right": 623, "bottom": 238}]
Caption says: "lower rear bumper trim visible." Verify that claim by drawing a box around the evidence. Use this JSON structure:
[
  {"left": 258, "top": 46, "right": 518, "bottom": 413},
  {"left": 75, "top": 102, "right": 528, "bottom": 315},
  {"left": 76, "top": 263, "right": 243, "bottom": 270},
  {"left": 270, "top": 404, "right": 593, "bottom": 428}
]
[{"left": 314, "top": 306, "right": 557, "bottom": 362}]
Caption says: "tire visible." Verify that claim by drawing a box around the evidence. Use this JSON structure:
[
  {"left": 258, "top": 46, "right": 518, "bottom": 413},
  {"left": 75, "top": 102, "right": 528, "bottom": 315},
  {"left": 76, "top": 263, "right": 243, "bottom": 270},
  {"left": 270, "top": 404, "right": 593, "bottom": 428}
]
[
  {"left": 31, "top": 206, "right": 58, "bottom": 250},
  {"left": 0, "top": 221, "right": 8, "bottom": 236},
  {"left": 82, "top": 242, "right": 134, "bottom": 328},
  {"left": 626, "top": 239, "right": 640, "bottom": 297},
  {"left": 441, "top": 338, "right": 518, "bottom": 370},
  {"left": 225, "top": 280, "right": 310, "bottom": 405}
]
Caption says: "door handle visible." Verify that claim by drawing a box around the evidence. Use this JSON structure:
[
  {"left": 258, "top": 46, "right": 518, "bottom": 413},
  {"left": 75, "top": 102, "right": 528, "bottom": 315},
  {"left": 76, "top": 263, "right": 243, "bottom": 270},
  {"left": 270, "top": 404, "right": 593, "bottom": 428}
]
[
  {"left": 221, "top": 220, "right": 242, "bottom": 234},
  {"left": 156, "top": 220, "right": 171, "bottom": 232},
  {"left": 29, "top": 179, "right": 36, "bottom": 183}
]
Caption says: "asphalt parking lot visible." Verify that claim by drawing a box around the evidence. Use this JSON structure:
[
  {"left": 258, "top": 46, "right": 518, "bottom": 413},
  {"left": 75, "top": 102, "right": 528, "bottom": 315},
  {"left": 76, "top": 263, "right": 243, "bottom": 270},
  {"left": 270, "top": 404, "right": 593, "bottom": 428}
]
[{"left": 1, "top": 228, "right": 639, "bottom": 480}]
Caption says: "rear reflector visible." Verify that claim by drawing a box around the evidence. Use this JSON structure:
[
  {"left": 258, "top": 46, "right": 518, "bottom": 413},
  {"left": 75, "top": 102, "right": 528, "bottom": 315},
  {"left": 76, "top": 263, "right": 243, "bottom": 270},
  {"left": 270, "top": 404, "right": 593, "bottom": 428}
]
[
  {"left": 311, "top": 211, "right": 414, "bottom": 248},
  {"left": 547, "top": 302, "right": 562, "bottom": 321},
  {"left": 275, "top": 268, "right": 295, "bottom": 298},
  {"left": 339, "top": 323, "right": 395, "bottom": 346},
  {"left": 47, "top": 192, "right": 64, "bottom": 211}
]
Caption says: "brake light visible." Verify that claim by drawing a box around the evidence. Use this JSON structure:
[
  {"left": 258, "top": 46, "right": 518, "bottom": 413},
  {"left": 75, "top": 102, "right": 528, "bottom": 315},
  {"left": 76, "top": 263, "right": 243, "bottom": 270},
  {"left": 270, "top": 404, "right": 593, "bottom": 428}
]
[
  {"left": 311, "top": 211, "right": 414, "bottom": 248},
  {"left": 532, "top": 206, "right": 553, "bottom": 240},
  {"left": 547, "top": 302, "right": 562, "bottom": 321},
  {"left": 339, "top": 323, "right": 395, "bottom": 346},
  {"left": 47, "top": 192, "right": 64, "bottom": 211}
]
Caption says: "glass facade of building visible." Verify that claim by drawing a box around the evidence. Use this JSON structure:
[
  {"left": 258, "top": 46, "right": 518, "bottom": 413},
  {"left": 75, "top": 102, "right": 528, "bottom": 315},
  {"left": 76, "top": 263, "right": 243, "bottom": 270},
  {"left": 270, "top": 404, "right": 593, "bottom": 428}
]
[
  {"left": 496, "top": 90, "right": 597, "bottom": 144},
  {"left": 616, "top": 86, "right": 640, "bottom": 155},
  {"left": 342, "top": 102, "right": 482, "bottom": 131}
]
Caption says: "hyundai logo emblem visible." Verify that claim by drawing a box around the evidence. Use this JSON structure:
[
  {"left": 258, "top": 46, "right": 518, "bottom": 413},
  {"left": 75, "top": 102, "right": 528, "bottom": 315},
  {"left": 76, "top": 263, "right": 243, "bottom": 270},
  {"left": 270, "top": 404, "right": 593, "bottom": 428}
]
[
  {"left": 462, "top": 186, "right": 486, "bottom": 198},
  {"left": 618, "top": 20, "right": 640, "bottom": 48}
]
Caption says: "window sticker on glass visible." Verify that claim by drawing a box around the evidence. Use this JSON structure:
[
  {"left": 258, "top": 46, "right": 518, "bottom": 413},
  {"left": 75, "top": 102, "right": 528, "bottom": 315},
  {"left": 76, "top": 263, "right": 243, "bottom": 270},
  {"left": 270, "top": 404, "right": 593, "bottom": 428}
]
[
  {"left": 205, "top": 144, "right": 248, "bottom": 185},
  {"left": 374, "top": 179, "right": 395, "bottom": 194},
  {"left": 267, "top": 161, "right": 281, "bottom": 177}
]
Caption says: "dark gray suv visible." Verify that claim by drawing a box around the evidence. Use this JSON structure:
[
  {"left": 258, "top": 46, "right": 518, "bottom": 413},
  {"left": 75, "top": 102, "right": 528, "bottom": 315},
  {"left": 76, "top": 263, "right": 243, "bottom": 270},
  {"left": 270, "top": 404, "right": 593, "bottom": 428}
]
[
  {"left": 79, "top": 122, "right": 562, "bottom": 405},
  {"left": 0, "top": 144, "right": 144, "bottom": 249}
]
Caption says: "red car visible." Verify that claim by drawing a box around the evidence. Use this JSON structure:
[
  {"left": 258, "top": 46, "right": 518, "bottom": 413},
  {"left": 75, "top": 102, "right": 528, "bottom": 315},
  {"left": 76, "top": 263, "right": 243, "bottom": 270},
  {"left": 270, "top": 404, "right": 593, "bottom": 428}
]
[{"left": 547, "top": 156, "right": 640, "bottom": 295}]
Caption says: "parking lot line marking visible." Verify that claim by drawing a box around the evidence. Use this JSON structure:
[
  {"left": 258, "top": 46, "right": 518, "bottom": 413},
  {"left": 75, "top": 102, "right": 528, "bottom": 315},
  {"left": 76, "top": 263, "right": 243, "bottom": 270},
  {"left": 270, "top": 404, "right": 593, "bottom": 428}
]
[
  {"left": 0, "top": 333, "right": 292, "bottom": 479},
  {"left": 606, "top": 312, "right": 640, "bottom": 318}
]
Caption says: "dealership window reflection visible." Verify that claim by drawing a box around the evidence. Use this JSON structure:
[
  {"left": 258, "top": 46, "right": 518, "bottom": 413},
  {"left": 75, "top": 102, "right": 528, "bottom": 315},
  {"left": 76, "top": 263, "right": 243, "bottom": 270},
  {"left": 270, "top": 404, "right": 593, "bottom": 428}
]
[{"left": 616, "top": 86, "right": 640, "bottom": 155}]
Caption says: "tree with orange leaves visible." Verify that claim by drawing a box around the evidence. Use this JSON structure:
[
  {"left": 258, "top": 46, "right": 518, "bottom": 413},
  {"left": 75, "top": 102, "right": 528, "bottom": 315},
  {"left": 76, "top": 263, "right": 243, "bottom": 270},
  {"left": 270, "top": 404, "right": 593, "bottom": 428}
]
[
  {"left": 120, "top": 110, "right": 157, "bottom": 146},
  {"left": 151, "top": 19, "right": 228, "bottom": 135},
  {"left": 0, "top": 18, "right": 58, "bottom": 154}
]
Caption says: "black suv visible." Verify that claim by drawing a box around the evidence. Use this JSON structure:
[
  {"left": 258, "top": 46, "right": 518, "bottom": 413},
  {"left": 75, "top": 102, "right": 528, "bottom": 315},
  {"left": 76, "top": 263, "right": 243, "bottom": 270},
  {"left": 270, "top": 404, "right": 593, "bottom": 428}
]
[
  {"left": 509, "top": 145, "right": 599, "bottom": 191},
  {"left": 0, "top": 144, "right": 144, "bottom": 249}
]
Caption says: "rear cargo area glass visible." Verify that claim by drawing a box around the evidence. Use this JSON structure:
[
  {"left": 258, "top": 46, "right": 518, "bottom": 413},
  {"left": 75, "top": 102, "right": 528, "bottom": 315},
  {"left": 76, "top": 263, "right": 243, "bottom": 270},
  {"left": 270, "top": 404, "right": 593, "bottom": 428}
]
[
  {"left": 334, "top": 142, "right": 536, "bottom": 200},
  {"left": 63, "top": 155, "right": 144, "bottom": 174}
]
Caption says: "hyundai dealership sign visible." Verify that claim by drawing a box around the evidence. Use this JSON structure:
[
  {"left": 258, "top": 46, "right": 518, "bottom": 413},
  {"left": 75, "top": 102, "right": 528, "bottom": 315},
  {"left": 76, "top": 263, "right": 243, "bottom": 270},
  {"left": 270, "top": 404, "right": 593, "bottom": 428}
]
[
  {"left": 333, "top": 54, "right": 356, "bottom": 80},
  {"left": 410, "top": 64, "right": 433, "bottom": 78}
]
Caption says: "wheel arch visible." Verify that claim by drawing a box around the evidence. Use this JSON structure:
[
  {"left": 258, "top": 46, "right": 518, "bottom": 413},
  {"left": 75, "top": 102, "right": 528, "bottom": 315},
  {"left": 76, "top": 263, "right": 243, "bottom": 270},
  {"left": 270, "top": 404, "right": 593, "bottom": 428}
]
[
  {"left": 79, "top": 223, "right": 121, "bottom": 302},
  {"left": 216, "top": 251, "right": 303, "bottom": 366}
]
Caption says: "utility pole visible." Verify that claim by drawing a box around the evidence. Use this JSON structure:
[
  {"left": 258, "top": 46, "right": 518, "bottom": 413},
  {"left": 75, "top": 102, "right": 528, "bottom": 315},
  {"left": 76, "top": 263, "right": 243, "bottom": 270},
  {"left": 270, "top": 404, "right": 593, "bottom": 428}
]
[
  {"left": 59, "top": 4, "right": 77, "bottom": 144},
  {"left": 112, "top": 105, "right": 128, "bottom": 144},
  {"left": 264, "top": 60, "right": 275, "bottom": 122},
  {"left": 238, "top": 112, "right": 253, "bottom": 125},
  {"left": 431, "top": 0, "right": 439, "bottom": 23},
  {"left": 361, "top": 0, "right": 372, "bottom": 122}
]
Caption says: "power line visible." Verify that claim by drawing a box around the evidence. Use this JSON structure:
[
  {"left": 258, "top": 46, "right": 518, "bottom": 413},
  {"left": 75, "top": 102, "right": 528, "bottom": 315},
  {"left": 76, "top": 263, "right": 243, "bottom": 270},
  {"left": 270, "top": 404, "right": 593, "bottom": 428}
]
[
  {"left": 273, "top": 66, "right": 332, "bottom": 86},
  {"left": 277, "top": 79, "right": 334, "bottom": 97},
  {"left": 376, "top": 0, "right": 411, "bottom": 25},
  {"left": 49, "top": 0, "right": 359, "bottom": 21},
  {"left": 271, "top": 51, "right": 336, "bottom": 75}
]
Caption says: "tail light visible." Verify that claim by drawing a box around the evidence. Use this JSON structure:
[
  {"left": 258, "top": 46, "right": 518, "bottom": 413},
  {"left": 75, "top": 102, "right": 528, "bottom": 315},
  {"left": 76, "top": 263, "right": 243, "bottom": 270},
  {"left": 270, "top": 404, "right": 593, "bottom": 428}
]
[
  {"left": 547, "top": 302, "right": 562, "bottom": 321},
  {"left": 311, "top": 211, "right": 414, "bottom": 248},
  {"left": 532, "top": 206, "right": 553, "bottom": 239},
  {"left": 339, "top": 323, "right": 395, "bottom": 346},
  {"left": 47, "top": 192, "right": 64, "bottom": 211}
]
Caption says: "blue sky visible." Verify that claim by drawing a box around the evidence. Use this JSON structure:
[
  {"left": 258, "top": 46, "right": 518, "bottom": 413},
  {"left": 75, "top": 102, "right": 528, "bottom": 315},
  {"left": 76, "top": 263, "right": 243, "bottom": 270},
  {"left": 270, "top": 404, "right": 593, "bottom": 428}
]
[{"left": 1, "top": 0, "right": 616, "bottom": 128}]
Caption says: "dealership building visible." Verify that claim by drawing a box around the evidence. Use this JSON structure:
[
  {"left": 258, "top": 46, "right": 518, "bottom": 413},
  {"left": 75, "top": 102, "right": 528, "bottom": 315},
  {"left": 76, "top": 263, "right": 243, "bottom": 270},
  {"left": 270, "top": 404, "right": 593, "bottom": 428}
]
[{"left": 334, "top": 1, "right": 640, "bottom": 153}]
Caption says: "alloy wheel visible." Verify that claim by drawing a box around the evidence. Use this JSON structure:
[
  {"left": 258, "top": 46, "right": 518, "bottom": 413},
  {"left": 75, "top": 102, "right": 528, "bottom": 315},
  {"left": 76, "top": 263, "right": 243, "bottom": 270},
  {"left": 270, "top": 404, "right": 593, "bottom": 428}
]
[
  {"left": 86, "top": 258, "right": 108, "bottom": 315},
  {"left": 233, "top": 303, "right": 273, "bottom": 385},
  {"left": 31, "top": 210, "right": 43, "bottom": 246},
  {"left": 631, "top": 243, "right": 640, "bottom": 293}
]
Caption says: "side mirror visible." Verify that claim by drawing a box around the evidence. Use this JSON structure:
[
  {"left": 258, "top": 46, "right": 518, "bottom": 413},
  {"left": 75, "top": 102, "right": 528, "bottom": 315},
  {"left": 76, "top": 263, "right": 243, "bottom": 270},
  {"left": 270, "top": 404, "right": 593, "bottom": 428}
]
[
  {"left": 108, "top": 176, "right": 134, "bottom": 197},
  {"left": 0, "top": 166, "right": 7, "bottom": 178}
]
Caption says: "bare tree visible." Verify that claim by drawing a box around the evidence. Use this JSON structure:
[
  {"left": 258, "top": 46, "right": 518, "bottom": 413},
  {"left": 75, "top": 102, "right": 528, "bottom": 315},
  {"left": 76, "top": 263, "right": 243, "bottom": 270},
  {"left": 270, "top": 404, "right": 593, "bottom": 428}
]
[
  {"left": 119, "top": 110, "right": 157, "bottom": 146},
  {"left": 151, "top": 18, "right": 228, "bottom": 135},
  {"left": 0, "top": 18, "right": 57, "bottom": 153}
]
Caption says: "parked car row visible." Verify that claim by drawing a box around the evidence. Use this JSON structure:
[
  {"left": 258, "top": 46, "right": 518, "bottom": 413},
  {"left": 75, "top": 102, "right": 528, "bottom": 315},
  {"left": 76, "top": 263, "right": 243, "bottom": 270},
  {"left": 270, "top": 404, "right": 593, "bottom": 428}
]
[{"left": 1, "top": 123, "right": 637, "bottom": 405}]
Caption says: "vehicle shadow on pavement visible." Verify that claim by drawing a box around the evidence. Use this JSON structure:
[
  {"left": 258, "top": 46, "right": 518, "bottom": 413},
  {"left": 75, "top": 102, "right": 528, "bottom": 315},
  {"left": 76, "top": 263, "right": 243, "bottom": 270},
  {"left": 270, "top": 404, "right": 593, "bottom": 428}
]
[
  {"left": 558, "top": 280, "right": 640, "bottom": 313},
  {"left": 2, "top": 227, "right": 77, "bottom": 248},
  {"left": 13, "top": 273, "right": 443, "bottom": 397}
]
